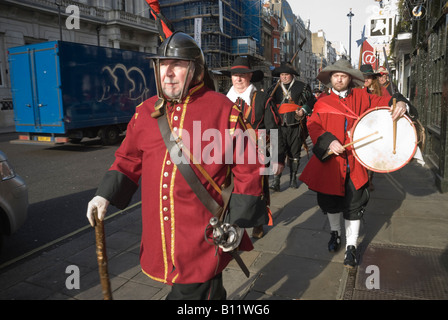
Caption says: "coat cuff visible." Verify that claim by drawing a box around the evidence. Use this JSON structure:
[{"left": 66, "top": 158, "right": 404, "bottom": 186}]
[
  {"left": 226, "top": 193, "right": 268, "bottom": 228},
  {"left": 312, "top": 132, "right": 337, "bottom": 161},
  {"left": 95, "top": 170, "right": 139, "bottom": 210},
  {"left": 389, "top": 92, "right": 408, "bottom": 105},
  {"left": 388, "top": 93, "right": 419, "bottom": 119},
  {"left": 302, "top": 104, "right": 312, "bottom": 115}
]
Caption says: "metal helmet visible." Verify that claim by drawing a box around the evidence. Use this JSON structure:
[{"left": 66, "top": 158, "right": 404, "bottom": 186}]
[{"left": 154, "top": 31, "right": 205, "bottom": 84}]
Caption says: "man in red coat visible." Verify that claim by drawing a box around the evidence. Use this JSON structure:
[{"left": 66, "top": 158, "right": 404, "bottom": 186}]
[
  {"left": 86, "top": 32, "right": 267, "bottom": 299},
  {"left": 300, "top": 59, "right": 411, "bottom": 268}
]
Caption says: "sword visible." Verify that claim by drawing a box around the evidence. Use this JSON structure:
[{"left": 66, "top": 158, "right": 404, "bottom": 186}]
[
  {"left": 230, "top": 251, "right": 250, "bottom": 278},
  {"left": 207, "top": 217, "right": 250, "bottom": 278},
  {"left": 93, "top": 208, "right": 113, "bottom": 300}
]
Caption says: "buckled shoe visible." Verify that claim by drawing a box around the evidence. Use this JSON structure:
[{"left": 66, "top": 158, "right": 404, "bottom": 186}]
[
  {"left": 328, "top": 231, "right": 341, "bottom": 252},
  {"left": 344, "top": 245, "right": 358, "bottom": 268}
]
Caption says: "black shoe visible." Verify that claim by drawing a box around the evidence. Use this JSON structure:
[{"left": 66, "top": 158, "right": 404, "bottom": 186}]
[
  {"left": 289, "top": 160, "right": 299, "bottom": 189},
  {"left": 289, "top": 173, "right": 298, "bottom": 189},
  {"left": 344, "top": 245, "right": 358, "bottom": 268},
  {"left": 269, "top": 175, "right": 281, "bottom": 192},
  {"left": 328, "top": 231, "right": 341, "bottom": 252},
  {"left": 252, "top": 225, "right": 264, "bottom": 239}
]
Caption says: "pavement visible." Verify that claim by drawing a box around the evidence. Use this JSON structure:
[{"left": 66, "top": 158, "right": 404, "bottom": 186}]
[{"left": 0, "top": 147, "right": 448, "bottom": 301}]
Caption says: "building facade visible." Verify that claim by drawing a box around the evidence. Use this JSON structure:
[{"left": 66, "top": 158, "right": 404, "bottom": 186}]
[
  {"left": 1, "top": 0, "right": 346, "bottom": 129},
  {"left": 0, "top": 0, "right": 160, "bottom": 127},
  {"left": 395, "top": 0, "right": 448, "bottom": 192}
]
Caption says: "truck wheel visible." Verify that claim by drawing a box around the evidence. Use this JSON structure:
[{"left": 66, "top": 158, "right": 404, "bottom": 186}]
[
  {"left": 69, "top": 138, "right": 83, "bottom": 144},
  {"left": 99, "top": 126, "right": 120, "bottom": 145}
]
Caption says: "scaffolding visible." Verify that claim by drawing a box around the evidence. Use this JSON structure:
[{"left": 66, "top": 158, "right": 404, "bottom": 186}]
[{"left": 159, "top": 0, "right": 265, "bottom": 75}]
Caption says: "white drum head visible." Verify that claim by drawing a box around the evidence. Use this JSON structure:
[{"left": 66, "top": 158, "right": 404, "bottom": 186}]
[{"left": 351, "top": 107, "right": 418, "bottom": 173}]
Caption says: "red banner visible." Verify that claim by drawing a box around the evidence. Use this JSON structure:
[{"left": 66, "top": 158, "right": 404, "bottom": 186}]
[{"left": 359, "top": 39, "right": 378, "bottom": 70}]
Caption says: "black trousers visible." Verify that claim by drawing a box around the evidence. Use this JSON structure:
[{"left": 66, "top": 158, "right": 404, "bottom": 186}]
[
  {"left": 317, "top": 173, "right": 370, "bottom": 220},
  {"left": 278, "top": 124, "right": 302, "bottom": 163},
  {"left": 165, "top": 273, "right": 227, "bottom": 300}
]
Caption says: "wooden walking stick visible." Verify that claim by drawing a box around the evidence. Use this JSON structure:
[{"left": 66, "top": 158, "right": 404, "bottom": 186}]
[{"left": 93, "top": 208, "right": 113, "bottom": 300}]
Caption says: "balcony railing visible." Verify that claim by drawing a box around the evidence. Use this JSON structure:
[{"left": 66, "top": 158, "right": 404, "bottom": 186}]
[{"left": 6, "top": 0, "right": 156, "bottom": 31}]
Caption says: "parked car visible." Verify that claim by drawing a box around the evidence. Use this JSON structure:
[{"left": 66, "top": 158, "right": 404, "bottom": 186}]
[{"left": 0, "top": 151, "right": 28, "bottom": 252}]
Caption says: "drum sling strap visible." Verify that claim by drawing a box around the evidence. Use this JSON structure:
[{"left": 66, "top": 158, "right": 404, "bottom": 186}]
[{"left": 157, "top": 111, "right": 250, "bottom": 277}]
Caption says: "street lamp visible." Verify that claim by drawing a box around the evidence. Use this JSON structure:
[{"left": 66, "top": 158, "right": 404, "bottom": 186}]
[
  {"left": 55, "top": 0, "right": 63, "bottom": 41},
  {"left": 347, "top": 8, "right": 354, "bottom": 62}
]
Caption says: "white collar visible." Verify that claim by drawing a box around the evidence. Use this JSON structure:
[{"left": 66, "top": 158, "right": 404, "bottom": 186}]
[
  {"left": 226, "top": 84, "right": 256, "bottom": 105},
  {"left": 280, "top": 79, "right": 295, "bottom": 101},
  {"left": 332, "top": 88, "right": 348, "bottom": 98}
]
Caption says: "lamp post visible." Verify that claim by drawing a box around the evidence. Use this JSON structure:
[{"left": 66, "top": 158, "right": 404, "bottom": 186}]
[
  {"left": 55, "top": 0, "right": 63, "bottom": 41},
  {"left": 347, "top": 8, "right": 354, "bottom": 62}
]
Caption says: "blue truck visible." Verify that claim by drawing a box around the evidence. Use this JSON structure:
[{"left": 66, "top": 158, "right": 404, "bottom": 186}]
[{"left": 8, "top": 41, "right": 156, "bottom": 145}]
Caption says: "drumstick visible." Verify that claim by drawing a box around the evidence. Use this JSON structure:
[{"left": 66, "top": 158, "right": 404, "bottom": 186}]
[
  {"left": 327, "top": 131, "right": 379, "bottom": 156},
  {"left": 392, "top": 98, "right": 397, "bottom": 154}
]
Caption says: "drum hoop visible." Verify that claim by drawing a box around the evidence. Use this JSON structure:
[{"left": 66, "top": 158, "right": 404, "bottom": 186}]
[{"left": 351, "top": 107, "right": 418, "bottom": 173}]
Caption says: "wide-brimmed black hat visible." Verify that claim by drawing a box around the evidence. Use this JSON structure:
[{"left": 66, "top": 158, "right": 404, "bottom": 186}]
[
  {"left": 223, "top": 56, "right": 264, "bottom": 82},
  {"left": 360, "top": 64, "right": 380, "bottom": 77},
  {"left": 272, "top": 62, "right": 299, "bottom": 77},
  {"left": 317, "top": 59, "right": 364, "bottom": 88}
]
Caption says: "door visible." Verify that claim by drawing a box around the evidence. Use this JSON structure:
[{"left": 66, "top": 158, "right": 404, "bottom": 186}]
[{"left": 9, "top": 42, "right": 64, "bottom": 133}]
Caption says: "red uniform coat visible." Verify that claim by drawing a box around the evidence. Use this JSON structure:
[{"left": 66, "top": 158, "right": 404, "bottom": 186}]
[
  {"left": 97, "top": 83, "right": 266, "bottom": 285},
  {"left": 299, "top": 88, "right": 392, "bottom": 196}
]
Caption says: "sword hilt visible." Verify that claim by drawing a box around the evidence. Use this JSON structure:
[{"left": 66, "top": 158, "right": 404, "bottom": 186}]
[{"left": 205, "top": 217, "right": 250, "bottom": 278}]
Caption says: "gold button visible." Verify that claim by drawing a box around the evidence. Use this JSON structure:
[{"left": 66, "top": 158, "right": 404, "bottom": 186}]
[
  {"left": 162, "top": 195, "right": 168, "bottom": 200},
  {"left": 164, "top": 216, "right": 169, "bottom": 221}
]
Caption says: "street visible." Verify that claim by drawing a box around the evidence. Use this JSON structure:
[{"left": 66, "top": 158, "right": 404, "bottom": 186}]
[
  {"left": 1, "top": 133, "right": 447, "bottom": 300},
  {"left": 0, "top": 132, "right": 141, "bottom": 265}
]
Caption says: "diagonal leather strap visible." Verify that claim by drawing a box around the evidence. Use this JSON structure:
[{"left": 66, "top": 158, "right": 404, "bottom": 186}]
[
  {"left": 158, "top": 111, "right": 250, "bottom": 277},
  {"left": 157, "top": 112, "right": 232, "bottom": 220}
]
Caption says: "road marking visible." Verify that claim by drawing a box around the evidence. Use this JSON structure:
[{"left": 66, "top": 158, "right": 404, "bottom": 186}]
[{"left": 0, "top": 201, "right": 142, "bottom": 270}]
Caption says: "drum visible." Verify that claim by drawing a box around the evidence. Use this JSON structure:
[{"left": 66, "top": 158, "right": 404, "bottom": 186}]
[{"left": 350, "top": 107, "right": 418, "bottom": 173}]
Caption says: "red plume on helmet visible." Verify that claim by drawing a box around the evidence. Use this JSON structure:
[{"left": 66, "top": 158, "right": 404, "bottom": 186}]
[
  {"left": 145, "top": 0, "right": 174, "bottom": 40},
  {"left": 144, "top": 0, "right": 216, "bottom": 91}
]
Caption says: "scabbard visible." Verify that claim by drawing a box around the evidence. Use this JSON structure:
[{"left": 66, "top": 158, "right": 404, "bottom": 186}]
[
  {"left": 93, "top": 209, "right": 113, "bottom": 300},
  {"left": 230, "top": 251, "right": 250, "bottom": 278}
]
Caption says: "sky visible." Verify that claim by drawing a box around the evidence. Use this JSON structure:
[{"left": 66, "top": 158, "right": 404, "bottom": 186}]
[{"left": 288, "top": 0, "right": 386, "bottom": 64}]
